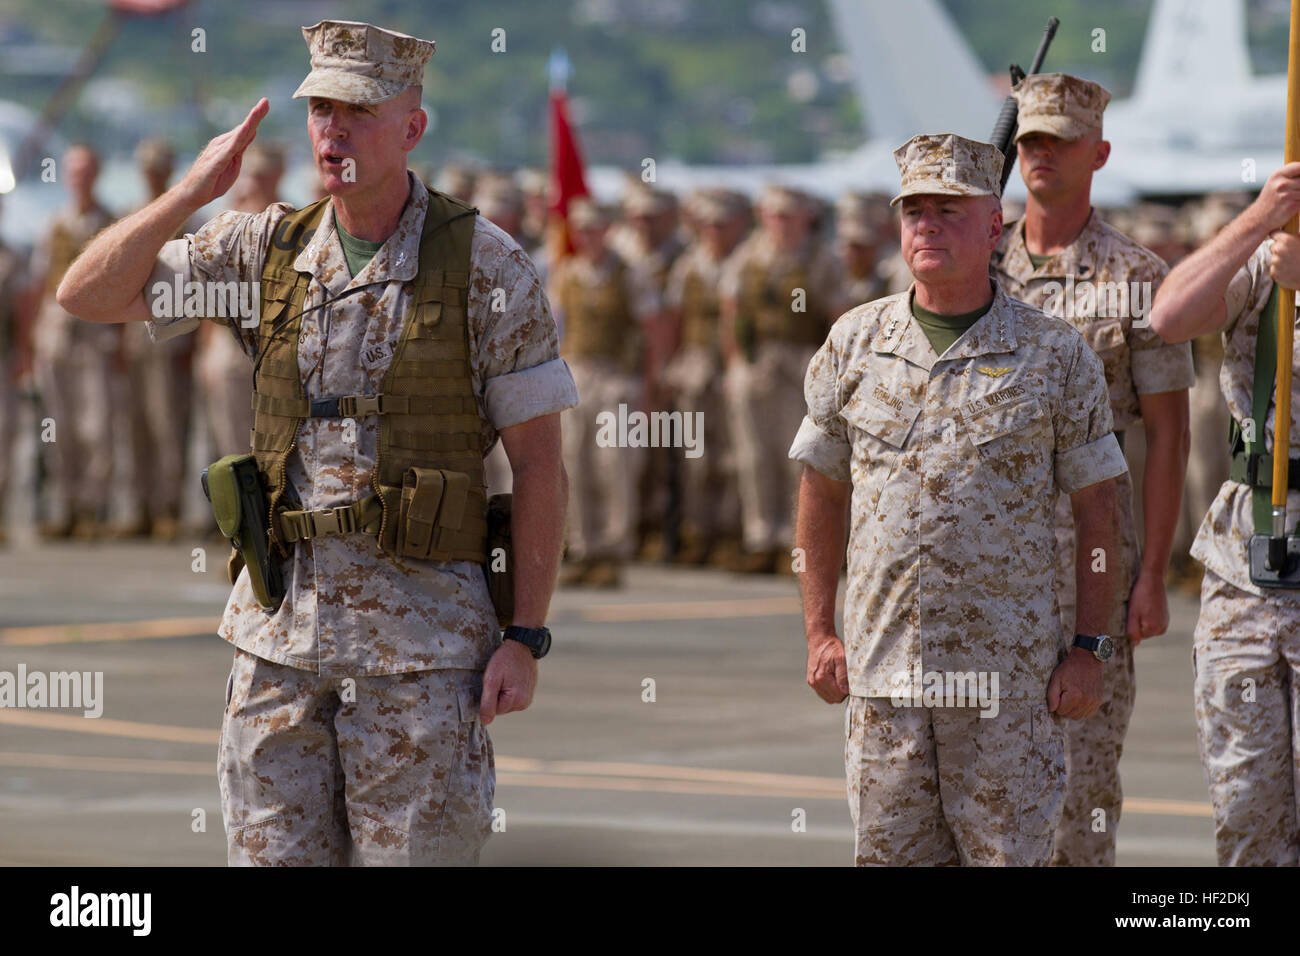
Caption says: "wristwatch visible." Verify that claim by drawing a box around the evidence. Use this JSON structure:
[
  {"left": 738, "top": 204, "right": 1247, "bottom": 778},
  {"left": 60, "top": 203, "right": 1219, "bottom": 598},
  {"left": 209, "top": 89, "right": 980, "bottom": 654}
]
[
  {"left": 1073, "top": 633, "right": 1114, "bottom": 663},
  {"left": 503, "top": 625, "right": 552, "bottom": 660}
]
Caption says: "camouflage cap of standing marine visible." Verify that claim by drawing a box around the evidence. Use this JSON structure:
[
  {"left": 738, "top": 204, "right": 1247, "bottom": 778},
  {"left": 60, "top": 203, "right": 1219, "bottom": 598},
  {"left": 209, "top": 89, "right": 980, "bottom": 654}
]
[
  {"left": 891, "top": 133, "right": 1004, "bottom": 206},
  {"left": 1012, "top": 72, "right": 1112, "bottom": 141}
]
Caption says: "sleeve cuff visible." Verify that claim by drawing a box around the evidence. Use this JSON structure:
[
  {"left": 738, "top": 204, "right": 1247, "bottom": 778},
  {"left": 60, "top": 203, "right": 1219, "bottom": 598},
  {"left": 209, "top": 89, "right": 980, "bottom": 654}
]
[
  {"left": 1056, "top": 431, "right": 1128, "bottom": 494},
  {"left": 1131, "top": 342, "right": 1196, "bottom": 394},
  {"left": 485, "top": 357, "right": 580, "bottom": 429},
  {"left": 143, "top": 238, "right": 199, "bottom": 343},
  {"left": 788, "top": 416, "right": 852, "bottom": 482}
]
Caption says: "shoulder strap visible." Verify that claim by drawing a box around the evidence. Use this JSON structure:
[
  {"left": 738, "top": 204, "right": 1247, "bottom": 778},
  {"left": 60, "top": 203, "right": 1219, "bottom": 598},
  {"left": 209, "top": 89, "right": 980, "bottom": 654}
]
[{"left": 1250, "top": 282, "right": 1280, "bottom": 533}]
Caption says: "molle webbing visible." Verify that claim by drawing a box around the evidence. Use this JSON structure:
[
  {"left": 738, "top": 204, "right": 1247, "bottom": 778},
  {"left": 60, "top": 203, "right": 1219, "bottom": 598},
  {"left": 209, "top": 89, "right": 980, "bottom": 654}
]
[
  {"left": 250, "top": 188, "right": 487, "bottom": 562},
  {"left": 736, "top": 255, "right": 826, "bottom": 346},
  {"left": 679, "top": 268, "right": 720, "bottom": 349},
  {"left": 559, "top": 256, "right": 636, "bottom": 361}
]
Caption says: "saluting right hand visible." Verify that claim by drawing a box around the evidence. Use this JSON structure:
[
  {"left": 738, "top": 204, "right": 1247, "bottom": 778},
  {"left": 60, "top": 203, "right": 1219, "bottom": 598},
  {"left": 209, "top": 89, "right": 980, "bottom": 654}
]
[
  {"left": 177, "top": 98, "right": 270, "bottom": 210},
  {"left": 1249, "top": 162, "right": 1300, "bottom": 234},
  {"left": 806, "top": 633, "right": 849, "bottom": 703}
]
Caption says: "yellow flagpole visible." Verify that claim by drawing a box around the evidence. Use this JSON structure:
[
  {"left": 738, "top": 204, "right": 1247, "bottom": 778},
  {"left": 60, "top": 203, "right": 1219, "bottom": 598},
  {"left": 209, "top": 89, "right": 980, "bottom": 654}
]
[{"left": 1272, "top": 0, "right": 1300, "bottom": 522}]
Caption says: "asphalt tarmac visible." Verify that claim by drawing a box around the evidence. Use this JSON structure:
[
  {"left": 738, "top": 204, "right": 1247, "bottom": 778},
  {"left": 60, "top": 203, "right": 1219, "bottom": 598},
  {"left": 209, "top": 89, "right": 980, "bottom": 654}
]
[{"left": 0, "top": 536, "right": 1217, "bottom": 866}]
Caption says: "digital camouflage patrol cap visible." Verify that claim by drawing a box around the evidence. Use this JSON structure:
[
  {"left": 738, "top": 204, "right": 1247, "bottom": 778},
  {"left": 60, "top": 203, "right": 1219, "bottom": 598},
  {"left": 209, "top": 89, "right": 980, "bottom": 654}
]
[
  {"left": 292, "top": 20, "right": 435, "bottom": 106},
  {"left": 891, "top": 134, "right": 1004, "bottom": 206},
  {"left": 1012, "top": 73, "right": 1111, "bottom": 142}
]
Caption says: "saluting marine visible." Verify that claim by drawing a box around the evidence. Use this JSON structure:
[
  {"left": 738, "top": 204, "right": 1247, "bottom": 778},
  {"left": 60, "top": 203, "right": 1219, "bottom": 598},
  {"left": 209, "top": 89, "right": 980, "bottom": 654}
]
[{"left": 58, "top": 20, "right": 576, "bottom": 866}]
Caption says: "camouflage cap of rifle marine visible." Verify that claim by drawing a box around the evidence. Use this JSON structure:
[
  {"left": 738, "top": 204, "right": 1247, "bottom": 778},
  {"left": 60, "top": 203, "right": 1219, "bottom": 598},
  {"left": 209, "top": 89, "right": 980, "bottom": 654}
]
[
  {"left": 1012, "top": 72, "right": 1112, "bottom": 141},
  {"left": 890, "top": 133, "right": 1004, "bottom": 206}
]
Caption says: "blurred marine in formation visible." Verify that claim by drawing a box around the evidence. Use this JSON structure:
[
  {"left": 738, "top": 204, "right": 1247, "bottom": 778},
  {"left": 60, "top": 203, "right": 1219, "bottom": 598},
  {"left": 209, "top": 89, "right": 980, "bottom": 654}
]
[
  {"left": 721, "top": 185, "right": 842, "bottom": 573},
  {"left": 118, "top": 138, "right": 195, "bottom": 540},
  {"left": 990, "top": 73, "right": 1194, "bottom": 866},
  {"left": 794, "top": 133, "right": 1125, "bottom": 865},
  {"left": 58, "top": 19, "right": 575, "bottom": 865},
  {"left": 0, "top": 197, "right": 27, "bottom": 546},
  {"left": 1151, "top": 162, "right": 1300, "bottom": 866},
  {"left": 32, "top": 144, "right": 116, "bottom": 539},
  {"left": 554, "top": 198, "right": 657, "bottom": 587},
  {"left": 661, "top": 188, "right": 749, "bottom": 565}
]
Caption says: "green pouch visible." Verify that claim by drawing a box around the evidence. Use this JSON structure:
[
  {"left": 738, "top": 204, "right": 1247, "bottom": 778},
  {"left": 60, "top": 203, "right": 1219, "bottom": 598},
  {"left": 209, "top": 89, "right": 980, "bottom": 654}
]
[{"left": 201, "top": 454, "right": 285, "bottom": 611}]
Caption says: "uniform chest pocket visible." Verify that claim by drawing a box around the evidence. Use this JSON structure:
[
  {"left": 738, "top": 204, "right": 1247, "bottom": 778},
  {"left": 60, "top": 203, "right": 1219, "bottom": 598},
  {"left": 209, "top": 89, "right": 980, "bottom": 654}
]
[
  {"left": 963, "top": 396, "right": 1046, "bottom": 447},
  {"left": 841, "top": 393, "right": 920, "bottom": 450},
  {"left": 841, "top": 391, "right": 920, "bottom": 517}
]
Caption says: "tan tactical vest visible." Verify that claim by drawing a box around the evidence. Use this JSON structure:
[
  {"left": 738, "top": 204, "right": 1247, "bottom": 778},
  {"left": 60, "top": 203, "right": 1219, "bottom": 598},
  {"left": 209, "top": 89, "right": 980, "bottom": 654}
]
[
  {"left": 45, "top": 213, "right": 99, "bottom": 296},
  {"left": 736, "top": 252, "right": 827, "bottom": 346},
  {"left": 558, "top": 254, "right": 637, "bottom": 365},
  {"left": 251, "top": 188, "right": 488, "bottom": 563},
  {"left": 679, "top": 265, "right": 720, "bottom": 349}
]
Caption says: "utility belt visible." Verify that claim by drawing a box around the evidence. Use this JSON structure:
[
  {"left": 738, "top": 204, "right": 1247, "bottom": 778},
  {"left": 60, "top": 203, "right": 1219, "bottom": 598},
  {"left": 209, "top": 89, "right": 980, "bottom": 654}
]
[
  {"left": 202, "top": 454, "right": 514, "bottom": 627},
  {"left": 1228, "top": 449, "right": 1300, "bottom": 491}
]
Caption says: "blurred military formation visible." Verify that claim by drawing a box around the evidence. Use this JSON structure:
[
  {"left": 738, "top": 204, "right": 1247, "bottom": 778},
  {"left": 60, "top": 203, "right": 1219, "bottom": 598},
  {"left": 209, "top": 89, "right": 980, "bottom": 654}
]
[{"left": 0, "top": 140, "right": 1257, "bottom": 605}]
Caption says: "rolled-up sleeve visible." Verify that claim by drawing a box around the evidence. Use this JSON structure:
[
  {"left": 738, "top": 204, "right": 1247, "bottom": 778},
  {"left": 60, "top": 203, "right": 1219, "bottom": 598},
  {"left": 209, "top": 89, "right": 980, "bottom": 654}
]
[
  {"left": 789, "top": 335, "right": 852, "bottom": 482},
  {"left": 471, "top": 221, "right": 579, "bottom": 428},
  {"left": 1054, "top": 338, "right": 1128, "bottom": 494},
  {"left": 143, "top": 204, "right": 290, "bottom": 346}
]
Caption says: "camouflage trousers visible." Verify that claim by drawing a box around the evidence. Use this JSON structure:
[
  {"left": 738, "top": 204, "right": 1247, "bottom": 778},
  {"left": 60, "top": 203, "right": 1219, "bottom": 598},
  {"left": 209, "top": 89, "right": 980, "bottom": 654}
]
[
  {"left": 219, "top": 648, "right": 494, "bottom": 866},
  {"left": 34, "top": 334, "right": 115, "bottom": 521},
  {"left": 844, "top": 696, "right": 1066, "bottom": 866},
  {"left": 1051, "top": 483, "right": 1139, "bottom": 866},
  {"left": 1193, "top": 570, "right": 1300, "bottom": 866}
]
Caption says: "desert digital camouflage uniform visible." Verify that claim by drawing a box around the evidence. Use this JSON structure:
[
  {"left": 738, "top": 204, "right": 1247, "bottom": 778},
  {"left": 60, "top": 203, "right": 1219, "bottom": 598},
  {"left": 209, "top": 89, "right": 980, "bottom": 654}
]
[
  {"left": 661, "top": 190, "right": 744, "bottom": 559},
  {"left": 792, "top": 282, "right": 1127, "bottom": 865},
  {"left": 793, "top": 132, "right": 1128, "bottom": 865},
  {"left": 1187, "top": 239, "right": 1300, "bottom": 865},
  {"left": 994, "top": 209, "right": 1194, "bottom": 865},
  {"left": 32, "top": 201, "right": 116, "bottom": 535},
  {"left": 553, "top": 199, "right": 658, "bottom": 578},
  {"left": 0, "top": 235, "right": 24, "bottom": 540},
  {"left": 148, "top": 169, "right": 575, "bottom": 864},
  {"left": 144, "top": 22, "right": 577, "bottom": 866},
  {"left": 721, "top": 187, "right": 842, "bottom": 567}
]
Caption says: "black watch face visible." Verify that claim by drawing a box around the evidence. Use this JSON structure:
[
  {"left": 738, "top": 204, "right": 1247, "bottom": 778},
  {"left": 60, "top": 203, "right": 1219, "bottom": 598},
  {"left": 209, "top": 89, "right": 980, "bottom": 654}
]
[{"left": 1096, "top": 636, "right": 1114, "bottom": 662}]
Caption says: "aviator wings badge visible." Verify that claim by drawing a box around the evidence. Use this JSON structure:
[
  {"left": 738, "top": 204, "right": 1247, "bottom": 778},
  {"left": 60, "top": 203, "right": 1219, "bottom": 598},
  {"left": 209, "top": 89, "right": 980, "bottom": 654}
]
[{"left": 976, "top": 366, "right": 1014, "bottom": 377}]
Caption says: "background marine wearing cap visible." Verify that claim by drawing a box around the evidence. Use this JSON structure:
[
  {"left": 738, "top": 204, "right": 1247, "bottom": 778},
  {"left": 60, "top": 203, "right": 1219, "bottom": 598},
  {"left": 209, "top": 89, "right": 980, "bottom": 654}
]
[
  {"left": 56, "top": 19, "right": 577, "bottom": 866},
  {"left": 792, "top": 132, "right": 1126, "bottom": 865},
  {"left": 991, "top": 72, "right": 1195, "bottom": 867}
]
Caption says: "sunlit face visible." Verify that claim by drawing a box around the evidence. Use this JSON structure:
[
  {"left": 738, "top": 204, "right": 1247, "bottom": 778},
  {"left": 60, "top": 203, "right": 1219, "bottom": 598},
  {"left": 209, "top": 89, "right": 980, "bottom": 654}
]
[
  {"left": 1016, "top": 130, "right": 1109, "bottom": 200},
  {"left": 307, "top": 89, "right": 425, "bottom": 196},
  {"left": 900, "top": 193, "right": 1002, "bottom": 284}
]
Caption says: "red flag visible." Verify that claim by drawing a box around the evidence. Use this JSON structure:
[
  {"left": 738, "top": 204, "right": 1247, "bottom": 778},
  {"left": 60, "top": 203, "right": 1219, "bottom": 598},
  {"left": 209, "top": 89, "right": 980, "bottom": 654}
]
[{"left": 548, "top": 86, "right": 589, "bottom": 260}]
